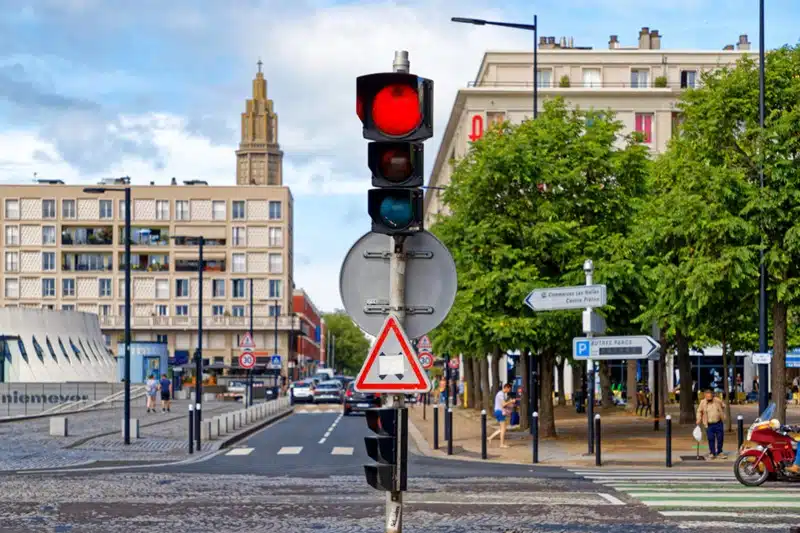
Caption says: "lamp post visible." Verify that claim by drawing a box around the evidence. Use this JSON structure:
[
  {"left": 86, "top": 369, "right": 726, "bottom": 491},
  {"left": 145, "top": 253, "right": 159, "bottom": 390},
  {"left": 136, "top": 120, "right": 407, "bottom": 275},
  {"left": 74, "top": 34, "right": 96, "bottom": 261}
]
[
  {"left": 249, "top": 277, "right": 254, "bottom": 407},
  {"left": 451, "top": 15, "right": 538, "bottom": 118},
  {"left": 83, "top": 184, "right": 131, "bottom": 445},
  {"left": 757, "top": 0, "right": 769, "bottom": 415}
]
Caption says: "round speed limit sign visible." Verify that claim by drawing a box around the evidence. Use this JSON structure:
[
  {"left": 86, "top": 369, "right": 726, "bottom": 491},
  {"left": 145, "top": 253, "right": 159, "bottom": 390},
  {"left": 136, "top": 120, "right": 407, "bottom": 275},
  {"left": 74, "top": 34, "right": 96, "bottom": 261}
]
[
  {"left": 418, "top": 351, "right": 434, "bottom": 370},
  {"left": 239, "top": 351, "right": 255, "bottom": 369}
]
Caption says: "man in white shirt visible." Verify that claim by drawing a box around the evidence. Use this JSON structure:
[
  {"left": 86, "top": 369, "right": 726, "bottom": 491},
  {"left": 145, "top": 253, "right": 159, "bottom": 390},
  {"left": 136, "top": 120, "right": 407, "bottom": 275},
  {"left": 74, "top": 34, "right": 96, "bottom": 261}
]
[{"left": 488, "top": 383, "right": 513, "bottom": 448}]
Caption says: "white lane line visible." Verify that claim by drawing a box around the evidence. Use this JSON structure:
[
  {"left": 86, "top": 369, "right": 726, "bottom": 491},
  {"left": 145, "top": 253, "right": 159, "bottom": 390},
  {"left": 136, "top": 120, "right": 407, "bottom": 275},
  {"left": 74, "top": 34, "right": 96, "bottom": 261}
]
[
  {"left": 674, "top": 521, "right": 798, "bottom": 530},
  {"left": 225, "top": 448, "right": 254, "bottom": 456},
  {"left": 277, "top": 446, "right": 303, "bottom": 455},
  {"left": 629, "top": 491, "right": 789, "bottom": 498},
  {"left": 620, "top": 487, "right": 800, "bottom": 492},
  {"left": 597, "top": 493, "right": 625, "bottom": 506},
  {"left": 318, "top": 413, "right": 343, "bottom": 444},
  {"left": 661, "top": 510, "right": 800, "bottom": 519},
  {"left": 644, "top": 500, "right": 800, "bottom": 508},
  {"left": 331, "top": 447, "right": 354, "bottom": 456}
]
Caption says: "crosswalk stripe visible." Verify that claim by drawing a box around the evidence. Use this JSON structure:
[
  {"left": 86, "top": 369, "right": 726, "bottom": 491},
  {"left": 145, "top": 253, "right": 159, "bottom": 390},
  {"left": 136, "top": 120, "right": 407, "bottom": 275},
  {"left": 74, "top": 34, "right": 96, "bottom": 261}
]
[
  {"left": 277, "top": 446, "right": 303, "bottom": 455},
  {"left": 331, "top": 447, "right": 354, "bottom": 456},
  {"left": 225, "top": 448, "right": 254, "bottom": 456}
]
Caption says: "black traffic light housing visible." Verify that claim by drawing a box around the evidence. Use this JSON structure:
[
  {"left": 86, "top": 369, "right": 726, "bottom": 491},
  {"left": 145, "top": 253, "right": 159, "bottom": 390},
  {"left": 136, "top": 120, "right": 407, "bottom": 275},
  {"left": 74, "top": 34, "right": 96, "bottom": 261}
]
[
  {"left": 368, "top": 142, "right": 424, "bottom": 188},
  {"left": 356, "top": 73, "right": 433, "bottom": 142},
  {"left": 364, "top": 407, "right": 407, "bottom": 492},
  {"left": 367, "top": 189, "right": 424, "bottom": 235}
]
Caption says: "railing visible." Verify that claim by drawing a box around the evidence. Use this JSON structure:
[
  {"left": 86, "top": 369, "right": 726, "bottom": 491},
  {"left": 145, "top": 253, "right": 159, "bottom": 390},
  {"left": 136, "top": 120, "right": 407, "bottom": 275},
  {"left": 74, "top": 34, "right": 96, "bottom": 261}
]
[
  {"left": 467, "top": 80, "right": 700, "bottom": 89},
  {"left": 61, "top": 237, "right": 113, "bottom": 246},
  {"left": 99, "top": 314, "right": 301, "bottom": 330}
]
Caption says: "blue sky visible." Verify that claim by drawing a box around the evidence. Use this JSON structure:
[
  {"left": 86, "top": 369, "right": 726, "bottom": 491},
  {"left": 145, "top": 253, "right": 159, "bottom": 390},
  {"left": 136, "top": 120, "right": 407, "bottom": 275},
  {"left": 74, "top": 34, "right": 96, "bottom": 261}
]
[{"left": 0, "top": 0, "right": 797, "bottom": 313}]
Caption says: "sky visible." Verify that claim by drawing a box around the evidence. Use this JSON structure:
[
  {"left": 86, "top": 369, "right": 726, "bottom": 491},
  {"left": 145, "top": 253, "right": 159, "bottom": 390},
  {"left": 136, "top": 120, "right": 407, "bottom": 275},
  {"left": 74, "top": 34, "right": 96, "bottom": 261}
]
[{"left": 0, "top": 0, "right": 798, "bottom": 314}]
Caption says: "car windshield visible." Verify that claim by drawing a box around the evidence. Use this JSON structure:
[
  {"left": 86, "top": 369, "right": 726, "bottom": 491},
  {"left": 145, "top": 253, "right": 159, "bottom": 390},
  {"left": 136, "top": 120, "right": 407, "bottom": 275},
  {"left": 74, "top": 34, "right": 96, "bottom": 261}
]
[{"left": 317, "top": 383, "right": 339, "bottom": 390}]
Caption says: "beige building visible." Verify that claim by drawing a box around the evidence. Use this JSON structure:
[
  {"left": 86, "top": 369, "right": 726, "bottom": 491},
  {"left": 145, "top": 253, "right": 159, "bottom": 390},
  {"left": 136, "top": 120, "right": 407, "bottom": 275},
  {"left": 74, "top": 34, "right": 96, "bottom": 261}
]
[
  {"left": 425, "top": 27, "right": 754, "bottom": 222},
  {"left": 0, "top": 65, "right": 300, "bottom": 376}
]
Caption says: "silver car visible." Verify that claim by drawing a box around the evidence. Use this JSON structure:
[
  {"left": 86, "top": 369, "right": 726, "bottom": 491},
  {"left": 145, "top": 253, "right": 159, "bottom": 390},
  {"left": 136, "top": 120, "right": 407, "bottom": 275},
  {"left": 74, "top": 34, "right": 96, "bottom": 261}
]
[{"left": 313, "top": 380, "right": 344, "bottom": 404}]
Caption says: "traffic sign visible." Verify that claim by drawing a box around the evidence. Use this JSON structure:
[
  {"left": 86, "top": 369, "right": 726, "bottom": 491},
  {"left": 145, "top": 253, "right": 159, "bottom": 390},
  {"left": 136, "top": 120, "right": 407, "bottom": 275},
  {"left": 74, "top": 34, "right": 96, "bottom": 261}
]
[
  {"left": 418, "top": 351, "right": 433, "bottom": 370},
  {"left": 573, "top": 336, "right": 660, "bottom": 361},
  {"left": 354, "top": 314, "right": 431, "bottom": 393},
  {"left": 448, "top": 358, "right": 459, "bottom": 370},
  {"left": 239, "top": 332, "right": 256, "bottom": 350},
  {"left": 239, "top": 351, "right": 256, "bottom": 369},
  {"left": 525, "top": 285, "right": 607, "bottom": 311},
  {"left": 269, "top": 354, "right": 282, "bottom": 369},
  {"left": 752, "top": 352, "right": 772, "bottom": 365},
  {"left": 340, "top": 231, "right": 457, "bottom": 339},
  {"left": 417, "top": 335, "right": 432, "bottom": 352}
]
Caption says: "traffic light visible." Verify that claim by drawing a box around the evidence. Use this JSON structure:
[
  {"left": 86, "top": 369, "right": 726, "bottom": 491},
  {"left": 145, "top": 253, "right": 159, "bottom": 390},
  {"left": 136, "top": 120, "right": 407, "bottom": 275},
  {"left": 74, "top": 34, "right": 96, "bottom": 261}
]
[
  {"left": 363, "top": 407, "right": 407, "bottom": 492},
  {"left": 357, "top": 72, "right": 433, "bottom": 236}
]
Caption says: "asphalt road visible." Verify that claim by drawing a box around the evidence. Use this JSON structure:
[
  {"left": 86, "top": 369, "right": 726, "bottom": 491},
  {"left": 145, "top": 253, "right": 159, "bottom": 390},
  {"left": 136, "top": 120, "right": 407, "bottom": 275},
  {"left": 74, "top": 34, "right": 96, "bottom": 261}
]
[{"left": 0, "top": 405, "right": 793, "bottom": 532}]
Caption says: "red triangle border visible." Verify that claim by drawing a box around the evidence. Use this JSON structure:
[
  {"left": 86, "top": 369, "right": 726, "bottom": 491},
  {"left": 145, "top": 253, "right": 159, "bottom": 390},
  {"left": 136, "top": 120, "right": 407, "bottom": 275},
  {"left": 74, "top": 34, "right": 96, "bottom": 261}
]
[{"left": 355, "top": 315, "right": 429, "bottom": 391}]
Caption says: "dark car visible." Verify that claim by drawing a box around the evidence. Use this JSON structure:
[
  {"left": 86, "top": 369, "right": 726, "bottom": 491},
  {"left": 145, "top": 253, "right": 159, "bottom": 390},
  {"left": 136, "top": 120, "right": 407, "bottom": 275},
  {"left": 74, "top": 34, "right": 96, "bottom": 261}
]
[
  {"left": 343, "top": 382, "right": 381, "bottom": 415},
  {"left": 313, "top": 380, "right": 344, "bottom": 404}
]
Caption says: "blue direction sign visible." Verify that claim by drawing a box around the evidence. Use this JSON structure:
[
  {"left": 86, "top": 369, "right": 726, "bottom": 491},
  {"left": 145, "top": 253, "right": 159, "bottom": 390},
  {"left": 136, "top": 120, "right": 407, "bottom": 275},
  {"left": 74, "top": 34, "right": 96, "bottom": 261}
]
[
  {"left": 573, "top": 336, "right": 660, "bottom": 361},
  {"left": 269, "top": 355, "right": 282, "bottom": 369}
]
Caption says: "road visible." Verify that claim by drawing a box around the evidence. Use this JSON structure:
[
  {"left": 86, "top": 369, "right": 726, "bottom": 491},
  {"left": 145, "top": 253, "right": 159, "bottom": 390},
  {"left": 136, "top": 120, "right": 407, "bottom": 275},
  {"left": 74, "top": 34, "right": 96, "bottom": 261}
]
[{"left": 0, "top": 404, "right": 795, "bottom": 532}]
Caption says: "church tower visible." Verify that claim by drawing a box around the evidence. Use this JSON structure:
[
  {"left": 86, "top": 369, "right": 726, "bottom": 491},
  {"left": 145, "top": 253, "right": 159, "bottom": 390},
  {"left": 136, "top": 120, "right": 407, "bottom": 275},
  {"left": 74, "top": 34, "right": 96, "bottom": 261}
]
[{"left": 236, "top": 60, "right": 283, "bottom": 186}]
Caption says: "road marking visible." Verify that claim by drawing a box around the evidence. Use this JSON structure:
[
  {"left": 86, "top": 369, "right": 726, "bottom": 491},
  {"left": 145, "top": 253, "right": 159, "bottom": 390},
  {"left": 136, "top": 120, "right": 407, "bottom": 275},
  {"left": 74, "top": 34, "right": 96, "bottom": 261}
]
[
  {"left": 317, "top": 413, "right": 343, "bottom": 444},
  {"left": 277, "top": 446, "right": 303, "bottom": 455},
  {"left": 676, "top": 521, "right": 797, "bottom": 530},
  {"left": 225, "top": 448, "right": 254, "bottom": 456},
  {"left": 597, "top": 493, "right": 625, "bottom": 506},
  {"left": 331, "top": 447, "right": 354, "bottom": 456},
  {"left": 645, "top": 500, "right": 800, "bottom": 508},
  {"left": 661, "top": 510, "right": 800, "bottom": 519}
]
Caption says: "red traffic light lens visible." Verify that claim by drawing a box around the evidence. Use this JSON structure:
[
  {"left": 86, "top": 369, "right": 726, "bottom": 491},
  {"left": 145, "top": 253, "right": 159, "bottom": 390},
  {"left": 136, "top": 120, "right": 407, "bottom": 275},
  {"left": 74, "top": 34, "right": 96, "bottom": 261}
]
[
  {"left": 379, "top": 147, "right": 413, "bottom": 182},
  {"left": 372, "top": 84, "right": 421, "bottom": 137}
]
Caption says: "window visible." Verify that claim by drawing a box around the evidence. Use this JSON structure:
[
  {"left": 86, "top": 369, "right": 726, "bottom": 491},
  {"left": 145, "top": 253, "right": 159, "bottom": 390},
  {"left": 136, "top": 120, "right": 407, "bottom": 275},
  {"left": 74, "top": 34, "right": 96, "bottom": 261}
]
[
  {"left": 42, "top": 199, "right": 56, "bottom": 219},
  {"left": 99, "top": 200, "right": 113, "bottom": 219},
  {"left": 119, "top": 199, "right": 127, "bottom": 221},
  {"left": 68, "top": 338, "right": 82, "bottom": 361},
  {"left": 232, "top": 200, "right": 246, "bottom": 220},
  {"left": 45, "top": 337, "right": 58, "bottom": 362},
  {"left": 57, "top": 337, "right": 71, "bottom": 362},
  {"left": 42, "top": 252, "right": 56, "bottom": 271},
  {"left": 31, "top": 336, "right": 46, "bottom": 363},
  {"left": 582, "top": 68, "right": 601, "bottom": 88},
  {"left": 42, "top": 278, "right": 56, "bottom": 297},
  {"left": 156, "top": 334, "right": 167, "bottom": 344},
  {"left": 232, "top": 279, "right": 245, "bottom": 298},
  {"left": 269, "top": 305, "right": 281, "bottom": 317},
  {"left": 62, "top": 304, "right": 75, "bottom": 311},
  {"left": 232, "top": 305, "right": 245, "bottom": 317},
  {"left": 118, "top": 304, "right": 126, "bottom": 316},
  {"left": 176, "top": 279, "right": 189, "bottom": 298},
  {"left": 680, "top": 70, "right": 697, "bottom": 89},
  {"left": 671, "top": 112, "right": 685, "bottom": 136},
  {"left": 232, "top": 227, "right": 246, "bottom": 247},
  {"left": 269, "top": 279, "right": 282, "bottom": 298},
  {"left": 212, "top": 201, "right": 226, "bottom": 220},
  {"left": 62, "top": 199, "right": 76, "bottom": 219},
  {"left": 212, "top": 279, "right": 225, "bottom": 298},
  {"left": 536, "top": 69, "right": 552, "bottom": 88},
  {"left": 156, "top": 200, "right": 169, "bottom": 220},
  {"left": 175, "top": 305, "right": 189, "bottom": 316},
  {"left": 62, "top": 278, "right": 75, "bottom": 297},
  {"left": 212, "top": 305, "right": 225, "bottom": 316},
  {"left": 268, "top": 201, "right": 281, "bottom": 220},
  {"left": 176, "top": 200, "right": 189, "bottom": 220},
  {"left": 269, "top": 254, "right": 282, "bottom": 274},
  {"left": 232, "top": 253, "right": 246, "bottom": 273},
  {"left": 5, "top": 226, "right": 19, "bottom": 245},
  {"left": 268, "top": 227, "right": 283, "bottom": 247},
  {"left": 4, "top": 279, "right": 18, "bottom": 298},
  {"left": 42, "top": 226, "right": 56, "bottom": 245},
  {"left": 99, "top": 304, "right": 111, "bottom": 315},
  {"left": 5, "top": 200, "right": 19, "bottom": 219},
  {"left": 156, "top": 305, "right": 168, "bottom": 316},
  {"left": 630, "top": 69, "right": 650, "bottom": 88},
  {"left": 99, "top": 278, "right": 112, "bottom": 297},
  {"left": 155, "top": 279, "right": 169, "bottom": 299},
  {"left": 486, "top": 112, "right": 505, "bottom": 127},
  {"left": 635, "top": 113, "right": 653, "bottom": 144},
  {"left": 17, "top": 338, "right": 29, "bottom": 363},
  {"left": 4, "top": 252, "right": 18, "bottom": 272}
]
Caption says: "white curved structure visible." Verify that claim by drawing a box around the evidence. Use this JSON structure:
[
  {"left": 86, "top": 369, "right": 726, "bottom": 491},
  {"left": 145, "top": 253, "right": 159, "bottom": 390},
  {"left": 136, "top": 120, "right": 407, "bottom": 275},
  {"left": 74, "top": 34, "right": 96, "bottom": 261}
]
[{"left": 0, "top": 308, "right": 116, "bottom": 383}]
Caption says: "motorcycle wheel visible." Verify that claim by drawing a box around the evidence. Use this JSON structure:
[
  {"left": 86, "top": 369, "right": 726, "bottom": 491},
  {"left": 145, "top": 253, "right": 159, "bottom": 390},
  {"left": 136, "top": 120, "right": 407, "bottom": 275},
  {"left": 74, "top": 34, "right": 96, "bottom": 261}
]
[{"left": 734, "top": 455, "right": 769, "bottom": 487}]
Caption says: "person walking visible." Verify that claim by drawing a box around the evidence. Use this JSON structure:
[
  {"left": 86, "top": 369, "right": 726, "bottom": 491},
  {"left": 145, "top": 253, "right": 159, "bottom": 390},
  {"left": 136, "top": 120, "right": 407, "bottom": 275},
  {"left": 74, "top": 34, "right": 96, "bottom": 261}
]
[
  {"left": 488, "top": 383, "right": 514, "bottom": 449},
  {"left": 145, "top": 374, "right": 158, "bottom": 413},
  {"left": 696, "top": 389, "right": 726, "bottom": 459},
  {"left": 159, "top": 373, "right": 172, "bottom": 412}
]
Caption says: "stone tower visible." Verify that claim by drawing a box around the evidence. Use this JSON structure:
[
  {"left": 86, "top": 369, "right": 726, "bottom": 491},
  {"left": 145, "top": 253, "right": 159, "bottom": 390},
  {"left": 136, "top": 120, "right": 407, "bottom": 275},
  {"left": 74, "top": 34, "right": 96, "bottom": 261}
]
[{"left": 236, "top": 60, "right": 283, "bottom": 186}]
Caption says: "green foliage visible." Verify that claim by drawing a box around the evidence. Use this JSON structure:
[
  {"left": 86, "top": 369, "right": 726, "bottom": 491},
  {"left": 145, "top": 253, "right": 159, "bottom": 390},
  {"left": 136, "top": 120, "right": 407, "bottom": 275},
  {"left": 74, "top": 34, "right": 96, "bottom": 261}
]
[
  {"left": 559, "top": 75, "right": 571, "bottom": 88},
  {"left": 654, "top": 76, "right": 668, "bottom": 88},
  {"left": 321, "top": 311, "right": 370, "bottom": 375}
]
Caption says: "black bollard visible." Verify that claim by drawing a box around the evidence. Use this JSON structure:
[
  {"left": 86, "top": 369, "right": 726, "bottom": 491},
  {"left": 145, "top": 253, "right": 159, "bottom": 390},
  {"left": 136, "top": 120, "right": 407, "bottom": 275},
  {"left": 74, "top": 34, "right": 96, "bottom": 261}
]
[
  {"left": 666, "top": 415, "right": 672, "bottom": 468},
  {"left": 737, "top": 415, "right": 744, "bottom": 450},
  {"left": 423, "top": 392, "right": 427, "bottom": 421},
  {"left": 188, "top": 404, "right": 194, "bottom": 454},
  {"left": 532, "top": 412, "right": 539, "bottom": 464},
  {"left": 481, "top": 409, "right": 487, "bottom": 460},
  {"left": 595, "top": 414, "right": 602, "bottom": 467},
  {"left": 447, "top": 408, "right": 454, "bottom": 456},
  {"left": 195, "top": 402, "right": 201, "bottom": 451},
  {"left": 433, "top": 405, "right": 439, "bottom": 450}
]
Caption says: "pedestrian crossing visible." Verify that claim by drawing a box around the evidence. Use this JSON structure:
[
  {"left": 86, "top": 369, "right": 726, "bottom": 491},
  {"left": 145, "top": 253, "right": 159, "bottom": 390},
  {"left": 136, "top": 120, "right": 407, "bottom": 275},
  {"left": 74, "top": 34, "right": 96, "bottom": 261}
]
[
  {"left": 224, "top": 445, "right": 355, "bottom": 457},
  {"left": 570, "top": 468, "right": 800, "bottom": 530},
  {"left": 294, "top": 407, "right": 342, "bottom": 414}
]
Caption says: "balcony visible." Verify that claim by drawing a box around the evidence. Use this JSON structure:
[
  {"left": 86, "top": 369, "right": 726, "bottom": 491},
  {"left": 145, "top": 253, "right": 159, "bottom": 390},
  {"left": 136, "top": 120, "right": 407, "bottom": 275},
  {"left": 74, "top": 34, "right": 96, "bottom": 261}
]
[
  {"left": 62, "top": 253, "right": 113, "bottom": 272},
  {"left": 175, "top": 258, "right": 226, "bottom": 273},
  {"left": 174, "top": 236, "right": 226, "bottom": 246},
  {"left": 119, "top": 253, "right": 169, "bottom": 272},
  {"left": 98, "top": 314, "right": 301, "bottom": 331},
  {"left": 122, "top": 227, "right": 170, "bottom": 246},
  {"left": 61, "top": 227, "right": 113, "bottom": 246},
  {"left": 466, "top": 80, "right": 696, "bottom": 90}
]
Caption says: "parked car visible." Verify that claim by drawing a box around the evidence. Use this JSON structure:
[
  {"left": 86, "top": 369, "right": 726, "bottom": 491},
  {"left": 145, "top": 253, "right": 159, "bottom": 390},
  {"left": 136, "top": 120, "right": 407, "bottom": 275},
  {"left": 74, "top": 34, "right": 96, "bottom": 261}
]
[
  {"left": 313, "top": 380, "right": 344, "bottom": 404},
  {"left": 343, "top": 382, "right": 381, "bottom": 415},
  {"left": 290, "top": 379, "right": 316, "bottom": 404}
]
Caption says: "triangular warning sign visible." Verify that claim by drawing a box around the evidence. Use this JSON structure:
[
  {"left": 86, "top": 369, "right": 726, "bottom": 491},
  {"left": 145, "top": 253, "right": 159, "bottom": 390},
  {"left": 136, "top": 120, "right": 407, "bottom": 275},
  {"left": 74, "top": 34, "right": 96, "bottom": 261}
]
[
  {"left": 239, "top": 332, "right": 256, "bottom": 350},
  {"left": 355, "top": 314, "right": 431, "bottom": 393}
]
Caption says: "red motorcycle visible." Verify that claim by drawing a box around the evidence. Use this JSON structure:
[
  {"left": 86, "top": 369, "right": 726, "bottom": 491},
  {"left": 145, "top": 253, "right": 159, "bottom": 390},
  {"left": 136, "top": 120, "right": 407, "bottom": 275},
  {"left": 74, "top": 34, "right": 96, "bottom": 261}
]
[{"left": 735, "top": 402, "right": 800, "bottom": 486}]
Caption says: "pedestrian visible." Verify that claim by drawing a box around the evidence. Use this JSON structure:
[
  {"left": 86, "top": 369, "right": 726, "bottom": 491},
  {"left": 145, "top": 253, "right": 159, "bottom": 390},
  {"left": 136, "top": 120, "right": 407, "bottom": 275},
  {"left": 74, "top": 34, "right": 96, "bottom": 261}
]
[
  {"left": 696, "top": 388, "right": 726, "bottom": 459},
  {"left": 159, "top": 373, "right": 172, "bottom": 412},
  {"left": 145, "top": 374, "right": 158, "bottom": 413},
  {"left": 752, "top": 375, "right": 759, "bottom": 394},
  {"left": 488, "top": 383, "right": 514, "bottom": 449}
]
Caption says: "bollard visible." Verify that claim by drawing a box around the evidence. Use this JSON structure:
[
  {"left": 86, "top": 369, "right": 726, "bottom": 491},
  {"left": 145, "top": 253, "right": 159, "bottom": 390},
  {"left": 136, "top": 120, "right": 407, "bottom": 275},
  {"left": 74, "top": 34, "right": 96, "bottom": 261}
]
[
  {"left": 188, "top": 404, "right": 194, "bottom": 454},
  {"left": 666, "top": 415, "right": 672, "bottom": 468},
  {"left": 447, "top": 408, "right": 453, "bottom": 456},
  {"left": 445, "top": 403, "right": 451, "bottom": 442},
  {"left": 737, "top": 415, "right": 744, "bottom": 450},
  {"left": 423, "top": 393, "right": 427, "bottom": 421},
  {"left": 594, "top": 414, "right": 602, "bottom": 467},
  {"left": 433, "top": 405, "right": 439, "bottom": 450},
  {"left": 532, "top": 412, "right": 539, "bottom": 464},
  {"left": 195, "top": 403, "right": 201, "bottom": 451},
  {"left": 481, "top": 409, "right": 487, "bottom": 460}
]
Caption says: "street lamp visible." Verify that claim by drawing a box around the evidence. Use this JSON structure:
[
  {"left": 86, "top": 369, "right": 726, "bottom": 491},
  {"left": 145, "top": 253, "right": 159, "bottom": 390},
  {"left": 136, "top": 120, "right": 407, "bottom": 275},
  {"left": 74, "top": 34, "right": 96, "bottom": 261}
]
[
  {"left": 451, "top": 16, "right": 538, "bottom": 119},
  {"left": 83, "top": 184, "right": 131, "bottom": 445},
  {"left": 248, "top": 277, "right": 254, "bottom": 407},
  {"left": 757, "top": 0, "right": 769, "bottom": 415}
]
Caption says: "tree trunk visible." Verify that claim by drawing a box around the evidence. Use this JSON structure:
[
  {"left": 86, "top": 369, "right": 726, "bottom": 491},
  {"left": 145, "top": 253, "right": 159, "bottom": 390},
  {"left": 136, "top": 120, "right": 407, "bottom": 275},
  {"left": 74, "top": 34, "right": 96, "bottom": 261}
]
[
  {"left": 539, "top": 347, "right": 557, "bottom": 437},
  {"left": 599, "top": 361, "right": 613, "bottom": 408},
  {"left": 773, "top": 300, "right": 788, "bottom": 424},
  {"left": 472, "top": 357, "right": 483, "bottom": 411},
  {"left": 463, "top": 355, "right": 475, "bottom": 410},
  {"left": 480, "top": 355, "right": 492, "bottom": 413},
  {"left": 722, "top": 336, "right": 732, "bottom": 432},
  {"left": 626, "top": 359, "right": 637, "bottom": 411},
  {"left": 519, "top": 350, "right": 530, "bottom": 430},
  {"left": 676, "top": 329, "right": 694, "bottom": 424},
  {"left": 490, "top": 347, "right": 501, "bottom": 398}
]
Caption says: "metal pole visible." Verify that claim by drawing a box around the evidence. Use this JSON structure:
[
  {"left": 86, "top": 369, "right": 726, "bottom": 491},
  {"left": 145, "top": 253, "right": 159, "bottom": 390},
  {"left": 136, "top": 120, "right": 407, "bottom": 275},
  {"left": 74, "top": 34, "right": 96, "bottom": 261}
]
[
  {"left": 444, "top": 354, "right": 451, "bottom": 441},
  {"left": 532, "top": 411, "right": 539, "bottom": 464},
  {"left": 757, "top": 0, "right": 769, "bottom": 417},
  {"left": 585, "top": 260, "right": 595, "bottom": 454},
  {"left": 188, "top": 404, "right": 194, "bottom": 454},
  {"left": 533, "top": 14, "right": 538, "bottom": 119},
  {"left": 249, "top": 278, "right": 254, "bottom": 407},
  {"left": 123, "top": 187, "right": 131, "bottom": 445},
  {"left": 433, "top": 404, "right": 439, "bottom": 450},
  {"left": 532, "top": 351, "right": 539, "bottom": 418},
  {"left": 447, "top": 408, "right": 453, "bottom": 455},
  {"left": 665, "top": 415, "right": 672, "bottom": 468},
  {"left": 653, "top": 360, "right": 660, "bottom": 431},
  {"left": 481, "top": 409, "right": 487, "bottom": 459},
  {"left": 195, "top": 237, "right": 204, "bottom": 450},
  {"left": 528, "top": 351, "right": 534, "bottom": 435}
]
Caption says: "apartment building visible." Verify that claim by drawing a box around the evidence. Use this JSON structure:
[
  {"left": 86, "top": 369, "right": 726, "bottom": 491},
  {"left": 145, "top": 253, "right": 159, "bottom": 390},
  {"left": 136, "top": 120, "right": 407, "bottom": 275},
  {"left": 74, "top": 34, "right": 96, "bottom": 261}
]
[
  {"left": 0, "top": 64, "right": 304, "bottom": 377},
  {"left": 425, "top": 27, "right": 754, "bottom": 222},
  {"left": 292, "top": 288, "right": 323, "bottom": 380}
]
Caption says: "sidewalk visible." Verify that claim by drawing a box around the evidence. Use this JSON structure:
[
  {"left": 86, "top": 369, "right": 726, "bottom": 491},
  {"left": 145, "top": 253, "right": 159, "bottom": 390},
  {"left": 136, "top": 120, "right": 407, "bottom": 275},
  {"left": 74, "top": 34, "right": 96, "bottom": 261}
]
[{"left": 407, "top": 401, "right": 796, "bottom": 468}]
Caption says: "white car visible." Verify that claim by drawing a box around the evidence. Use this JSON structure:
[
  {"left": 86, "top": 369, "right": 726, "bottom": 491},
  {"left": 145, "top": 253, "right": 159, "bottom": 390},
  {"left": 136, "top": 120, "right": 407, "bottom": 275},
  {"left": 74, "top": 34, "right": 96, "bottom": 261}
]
[{"left": 290, "top": 379, "right": 316, "bottom": 403}]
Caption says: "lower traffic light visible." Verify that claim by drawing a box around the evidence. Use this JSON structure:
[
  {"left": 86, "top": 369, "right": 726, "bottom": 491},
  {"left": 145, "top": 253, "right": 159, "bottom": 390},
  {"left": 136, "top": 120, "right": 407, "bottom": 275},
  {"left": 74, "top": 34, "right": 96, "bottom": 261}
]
[
  {"left": 364, "top": 407, "right": 407, "bottom": 492},
  {"left": 367, "top": 189, "right": 423, "bottom": 236}
]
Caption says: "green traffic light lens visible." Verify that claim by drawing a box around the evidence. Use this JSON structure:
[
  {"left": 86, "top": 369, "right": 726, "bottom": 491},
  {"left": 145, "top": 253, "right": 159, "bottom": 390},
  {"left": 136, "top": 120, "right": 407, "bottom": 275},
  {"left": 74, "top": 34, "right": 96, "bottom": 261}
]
[{"left": 379, "top": 196, "right": 413, "bottom": 229}]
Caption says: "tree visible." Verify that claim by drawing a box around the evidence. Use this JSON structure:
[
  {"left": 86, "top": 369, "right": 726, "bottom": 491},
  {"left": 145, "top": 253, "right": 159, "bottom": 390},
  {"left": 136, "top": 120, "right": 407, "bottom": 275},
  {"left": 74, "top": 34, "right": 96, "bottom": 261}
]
[{"left": 322, "top": 311, "right": 370, "bottom": 375}]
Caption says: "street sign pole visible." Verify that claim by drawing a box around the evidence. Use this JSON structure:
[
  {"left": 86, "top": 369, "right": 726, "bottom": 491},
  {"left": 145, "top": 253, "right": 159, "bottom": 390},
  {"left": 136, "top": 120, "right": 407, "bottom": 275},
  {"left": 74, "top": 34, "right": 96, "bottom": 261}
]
[{"left": 584, "top": 260, "right": 595, "bottom": 455}]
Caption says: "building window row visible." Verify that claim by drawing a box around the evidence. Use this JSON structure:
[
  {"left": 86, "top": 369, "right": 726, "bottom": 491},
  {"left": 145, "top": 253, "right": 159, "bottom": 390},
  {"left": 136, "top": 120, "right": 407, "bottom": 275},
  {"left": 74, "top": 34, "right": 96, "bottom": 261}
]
[
  {"left": 534, "top": 68, "right": 698, "bottom": 89},
  {"left": 8, "top": 333, "right": 113, "bottom": 367}
]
